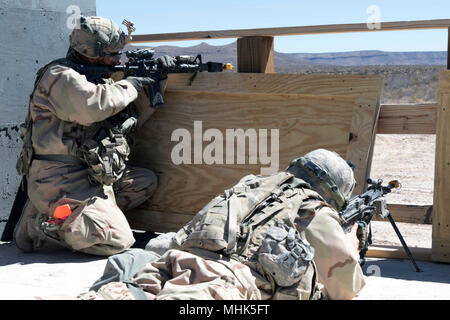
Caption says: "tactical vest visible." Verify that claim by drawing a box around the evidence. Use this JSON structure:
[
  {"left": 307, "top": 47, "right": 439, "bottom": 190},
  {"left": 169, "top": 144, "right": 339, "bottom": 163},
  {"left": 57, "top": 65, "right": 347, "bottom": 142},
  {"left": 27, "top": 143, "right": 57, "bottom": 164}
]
[
  {"left": 16, "top": 58, "right": 76, "bottom": 177},
  {"left": 16, "top": 58, "right": 134, "bottom": 186},
  {"left": 77, "top": 113, "right": 135, "bottom": 186},
  {"left": 175, "top": 172, "right": 323, "bottom": 299}
]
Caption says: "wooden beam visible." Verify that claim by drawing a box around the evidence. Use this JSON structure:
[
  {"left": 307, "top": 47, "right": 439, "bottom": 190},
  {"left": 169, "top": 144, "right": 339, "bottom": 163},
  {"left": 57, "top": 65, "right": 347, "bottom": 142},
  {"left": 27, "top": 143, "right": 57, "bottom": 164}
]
[
  {"left": 448, "top": 27, "right": 450, "bottom": 70},
  {"left": 363, "top": 95, "right": 383, "bottom": 192},
  {"left": 376, "top": 104, "right": 437, "bottom": 134},
  {"left": 367, "top": 245, "right": 432, "bottom": 261},
  {"left": 432, "top": 70, "right": 450, "bottom": 263},
  {"left": 131, "top": 19, "right": 450, "bottom": 43},
  {"left": 373, "top": 203, "right": 433, "bottom": 224},
  {"left": 237, "top": 36, "right": 274, "bottom": 73},
  {"left": 432, "top": 239, "right": 450, "bottom": 263}
]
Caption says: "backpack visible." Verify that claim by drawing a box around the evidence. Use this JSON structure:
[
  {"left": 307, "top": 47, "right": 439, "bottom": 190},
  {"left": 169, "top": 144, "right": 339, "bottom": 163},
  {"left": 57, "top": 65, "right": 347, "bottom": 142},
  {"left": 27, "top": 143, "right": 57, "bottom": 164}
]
[{"left": 175, "top": 171, "right": 323, "bottom": 291}]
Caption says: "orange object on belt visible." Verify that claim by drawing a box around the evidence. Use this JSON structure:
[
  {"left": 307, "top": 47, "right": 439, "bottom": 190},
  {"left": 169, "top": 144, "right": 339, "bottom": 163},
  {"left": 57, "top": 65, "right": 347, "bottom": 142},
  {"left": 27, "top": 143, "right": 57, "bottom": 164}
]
[{"left": 53, "top": 204, "right": 72, "bottom": 220}]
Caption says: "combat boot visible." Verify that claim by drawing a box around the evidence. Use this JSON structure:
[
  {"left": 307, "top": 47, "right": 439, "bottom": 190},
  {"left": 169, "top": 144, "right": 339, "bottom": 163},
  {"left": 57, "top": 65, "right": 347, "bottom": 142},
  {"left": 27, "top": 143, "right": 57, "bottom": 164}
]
[
  {"left": 13, "top": 199, "right": 40, "bottom": 252},
  {"left": 14, "top": 201, "right": 68, "bottom": 252}
]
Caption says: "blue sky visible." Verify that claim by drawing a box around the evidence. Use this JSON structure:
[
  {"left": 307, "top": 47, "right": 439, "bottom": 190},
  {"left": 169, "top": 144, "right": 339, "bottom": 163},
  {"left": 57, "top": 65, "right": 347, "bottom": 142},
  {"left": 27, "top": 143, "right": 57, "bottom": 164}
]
[{"left": 96, "top": 0, "right": 449, "bottom": 53}]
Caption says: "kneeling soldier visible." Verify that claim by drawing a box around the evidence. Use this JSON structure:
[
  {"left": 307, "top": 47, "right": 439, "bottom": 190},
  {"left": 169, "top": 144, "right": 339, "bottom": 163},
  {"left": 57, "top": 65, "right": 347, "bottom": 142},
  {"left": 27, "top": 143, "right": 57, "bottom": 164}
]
[{"left": 14, "top": 16, "right": 175, "bottom": 256}]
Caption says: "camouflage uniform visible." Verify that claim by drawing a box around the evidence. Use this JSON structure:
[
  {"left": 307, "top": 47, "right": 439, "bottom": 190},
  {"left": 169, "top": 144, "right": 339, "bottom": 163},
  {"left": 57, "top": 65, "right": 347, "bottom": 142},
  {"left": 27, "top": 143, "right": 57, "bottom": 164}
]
[
  {"left": 289, "top": 149, "right": 366, "bottom": 299},
  {"left": 14, "top": 16, "right": 160, "bottom": 256},
  {"left": 81, "top": 200, "right": 363, "bottom": 300},
  {"left": 304, "top": 205, "right": 365, "bottom": 299},
  {"left": 80, "top": 150, "right": 365, "bottom": 299},
  {"left": 130, "top": 203, "right": 363, "bottom": 301}
]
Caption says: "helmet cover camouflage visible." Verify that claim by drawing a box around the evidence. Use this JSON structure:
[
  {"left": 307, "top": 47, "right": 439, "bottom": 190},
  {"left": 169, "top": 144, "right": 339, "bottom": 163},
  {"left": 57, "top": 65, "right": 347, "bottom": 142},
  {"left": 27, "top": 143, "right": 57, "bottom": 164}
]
[
  {"left": 286, "top": 149, "right": 356, "bottom": 210},
  {"left": 69, "top": 16, "right": 127, "bottom": 59}
]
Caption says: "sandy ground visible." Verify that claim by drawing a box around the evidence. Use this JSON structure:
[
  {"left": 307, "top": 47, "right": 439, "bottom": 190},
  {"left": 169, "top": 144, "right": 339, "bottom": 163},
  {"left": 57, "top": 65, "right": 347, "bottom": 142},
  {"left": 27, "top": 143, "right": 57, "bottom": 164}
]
[
  {"left": 355, "top": 258, "right": 450, "bottom": 300},
  {"left": 0, "top": 242, "right": 105, "bottom": 300},
  {"left": 369, "top": 134, "right": 434, "bottom": 249},
  {"left": 0, "top": 241, "right": 449, "bottom": 300},
  {"left": 370, "top": 134, "right": 435, "bottom": 206},
  {"left": 0, "top": 134, "right": 445, "bottom": 301}
]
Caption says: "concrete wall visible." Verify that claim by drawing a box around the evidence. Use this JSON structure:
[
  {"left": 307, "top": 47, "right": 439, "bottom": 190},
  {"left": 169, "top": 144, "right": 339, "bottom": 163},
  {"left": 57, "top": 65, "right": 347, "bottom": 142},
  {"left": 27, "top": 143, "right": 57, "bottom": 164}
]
[{"left": 0, "top": 0, "right": 96, "bottom": 236}]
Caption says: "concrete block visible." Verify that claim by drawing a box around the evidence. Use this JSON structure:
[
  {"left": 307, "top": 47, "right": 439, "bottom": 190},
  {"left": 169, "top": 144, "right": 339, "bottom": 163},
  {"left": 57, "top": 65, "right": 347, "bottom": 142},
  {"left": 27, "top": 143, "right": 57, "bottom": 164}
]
[
  {"left": 0, "top": 124, "right": 22, "bottom": 236},
  {"left": 0, "top": 0, "right": 96, "bottom": 235}
]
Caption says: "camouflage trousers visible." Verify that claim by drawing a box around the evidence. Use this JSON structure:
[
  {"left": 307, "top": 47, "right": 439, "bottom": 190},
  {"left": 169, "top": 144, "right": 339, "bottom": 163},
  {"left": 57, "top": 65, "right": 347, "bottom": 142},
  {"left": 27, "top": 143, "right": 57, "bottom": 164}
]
[
  {"left": 81, "top": 248, "right": 262, "bottom": 300},
  {"left": 25, "top": 159, "right": 157, "bottom": 256},
  {"left": 80, "top": 248, "right": 321, "bottom": 300}
]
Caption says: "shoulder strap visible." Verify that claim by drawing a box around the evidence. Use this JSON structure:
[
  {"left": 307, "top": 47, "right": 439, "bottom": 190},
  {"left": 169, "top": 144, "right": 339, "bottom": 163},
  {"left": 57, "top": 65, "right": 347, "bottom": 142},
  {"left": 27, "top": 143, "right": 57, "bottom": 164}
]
[{"left": 33, "top": 58, "right": 76, "bottom": 92}]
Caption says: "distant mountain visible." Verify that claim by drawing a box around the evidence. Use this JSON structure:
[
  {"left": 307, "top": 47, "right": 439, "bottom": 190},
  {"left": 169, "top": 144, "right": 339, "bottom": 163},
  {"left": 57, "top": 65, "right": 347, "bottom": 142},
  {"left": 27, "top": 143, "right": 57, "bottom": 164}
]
[
  {"left": 285, "top": 50, "right": 447, "bottom": 66},
  {"left": 124, "top": 41, "right": 447, "bottom": 68},
  {"left": 123, "top": 42, "right": 446, "bottom": 104}
]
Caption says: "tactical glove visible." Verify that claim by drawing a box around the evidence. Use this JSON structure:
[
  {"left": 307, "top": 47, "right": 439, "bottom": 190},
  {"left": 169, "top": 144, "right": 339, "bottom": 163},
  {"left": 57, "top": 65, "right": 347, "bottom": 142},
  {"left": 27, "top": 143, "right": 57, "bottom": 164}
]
[
  {"left": 157, "top": 55, "right": 177, "bottom": 69},
  {"left": 356, "top": 222, "right": 370, "bottom": 252},
  {"left": 126, "top": 76, "right": 155, "bottom": 92},
  {"left": 175, "top": 55, "right": 197, "bottom": 64}
]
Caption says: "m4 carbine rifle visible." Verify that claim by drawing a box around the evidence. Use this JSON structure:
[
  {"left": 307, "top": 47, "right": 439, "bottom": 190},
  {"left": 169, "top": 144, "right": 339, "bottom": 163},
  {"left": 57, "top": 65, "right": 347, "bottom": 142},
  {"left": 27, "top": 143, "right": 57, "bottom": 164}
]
[
  {"left": 339, "top": 178, "right": 422, "bottom": 272},
  {"left": 75, "top": 49, "right": 233, "bottom": 108}
]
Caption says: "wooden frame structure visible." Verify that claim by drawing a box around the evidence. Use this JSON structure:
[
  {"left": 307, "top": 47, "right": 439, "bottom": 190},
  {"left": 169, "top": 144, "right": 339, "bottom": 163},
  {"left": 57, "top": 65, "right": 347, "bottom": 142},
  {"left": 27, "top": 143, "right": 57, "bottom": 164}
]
[{"left": 130, "top": 19, "right": 450, "bottom": 263}]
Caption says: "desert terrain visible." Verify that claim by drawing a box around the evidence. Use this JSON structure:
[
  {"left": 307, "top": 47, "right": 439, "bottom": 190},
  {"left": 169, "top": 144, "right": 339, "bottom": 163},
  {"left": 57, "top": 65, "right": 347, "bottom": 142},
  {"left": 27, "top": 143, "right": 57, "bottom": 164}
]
[{"left": 370, "top": 134, "right": 434, "bottom": 248}]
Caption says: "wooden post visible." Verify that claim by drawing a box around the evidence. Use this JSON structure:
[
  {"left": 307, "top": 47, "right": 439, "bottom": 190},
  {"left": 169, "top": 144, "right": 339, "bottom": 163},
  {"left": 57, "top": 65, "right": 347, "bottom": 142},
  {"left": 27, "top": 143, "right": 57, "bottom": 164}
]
[
  {"left": 448, "top": 27, "right": 450, "bottom": 70},
  {"left": 433, "top": 70, "right": 450, "bottom": 263},
  {"left": 237, "top": 36, "right": 274, "bottom": 73}
]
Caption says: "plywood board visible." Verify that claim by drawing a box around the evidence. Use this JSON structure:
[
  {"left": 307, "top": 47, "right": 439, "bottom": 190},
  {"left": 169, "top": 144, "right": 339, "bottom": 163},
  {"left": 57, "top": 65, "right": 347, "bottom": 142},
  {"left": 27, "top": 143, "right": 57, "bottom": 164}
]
[
  {"left": 237, "top": 36, "right": 274, "bottom": 73},
  {"left": 165, "top": 73, "right": 383, "bottom": 194},
  {"left": 432, "top": 70, "right": 450, "bottom": 263},
  {"left": 377, "top": 104, "right": 437, "bottom": 134},
  {"left": 373, "top": 204, "right": 433, "bottom": 224},
  {"left": 367, "top": 245, "right": 432, "bottom": 262},
  {"left": 127, "top": 91, "right": 354, "bottom": 232}
]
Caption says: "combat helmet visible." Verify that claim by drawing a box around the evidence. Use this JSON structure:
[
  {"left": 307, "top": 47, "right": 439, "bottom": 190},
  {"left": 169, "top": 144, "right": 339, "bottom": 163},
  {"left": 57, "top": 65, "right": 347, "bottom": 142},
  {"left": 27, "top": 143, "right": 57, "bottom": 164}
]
[
  {"left": 286, "top": 149, "right": 356, "bottom": 211},
  {"left": 69, "top": 16, "right": 127, "bottom": 59}
]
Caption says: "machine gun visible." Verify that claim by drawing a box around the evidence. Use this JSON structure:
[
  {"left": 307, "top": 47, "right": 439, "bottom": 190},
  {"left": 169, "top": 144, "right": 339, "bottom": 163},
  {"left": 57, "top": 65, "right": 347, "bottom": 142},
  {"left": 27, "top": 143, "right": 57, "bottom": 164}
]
[
  {"left": 74, "top": 49, "right": 233, "bottom": 108},
  {"left": 339, "top": 178, "right": 422, "bottom": 272}
]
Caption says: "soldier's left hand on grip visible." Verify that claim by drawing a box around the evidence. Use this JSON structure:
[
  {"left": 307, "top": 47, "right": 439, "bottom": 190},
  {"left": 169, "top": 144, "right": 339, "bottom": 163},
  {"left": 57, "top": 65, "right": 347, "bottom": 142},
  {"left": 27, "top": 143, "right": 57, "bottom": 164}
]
[{"left": 157, "top": 55, "right": 177, "bottom": 69}]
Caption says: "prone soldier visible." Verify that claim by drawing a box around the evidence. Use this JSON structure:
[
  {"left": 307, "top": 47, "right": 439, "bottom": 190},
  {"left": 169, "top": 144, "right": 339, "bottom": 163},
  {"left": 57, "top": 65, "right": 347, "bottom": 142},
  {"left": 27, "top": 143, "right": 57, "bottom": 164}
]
[{"left": 79, "top": 149, "right": 366, "bottom": 300}]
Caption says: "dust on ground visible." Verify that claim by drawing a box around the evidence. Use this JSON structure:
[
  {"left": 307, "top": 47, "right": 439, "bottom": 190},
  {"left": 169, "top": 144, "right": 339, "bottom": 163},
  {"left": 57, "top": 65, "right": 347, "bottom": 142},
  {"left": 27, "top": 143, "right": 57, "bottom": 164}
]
[{"left": 369, "top": 134, "right": 434, "bottom": 248}]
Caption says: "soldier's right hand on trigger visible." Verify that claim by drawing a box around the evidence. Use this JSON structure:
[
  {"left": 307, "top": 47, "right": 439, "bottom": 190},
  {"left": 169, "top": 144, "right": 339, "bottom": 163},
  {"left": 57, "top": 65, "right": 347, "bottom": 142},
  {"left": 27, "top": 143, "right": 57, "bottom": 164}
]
[{"left": 125, "top": 76, "right": 155, "bottom": 92}]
